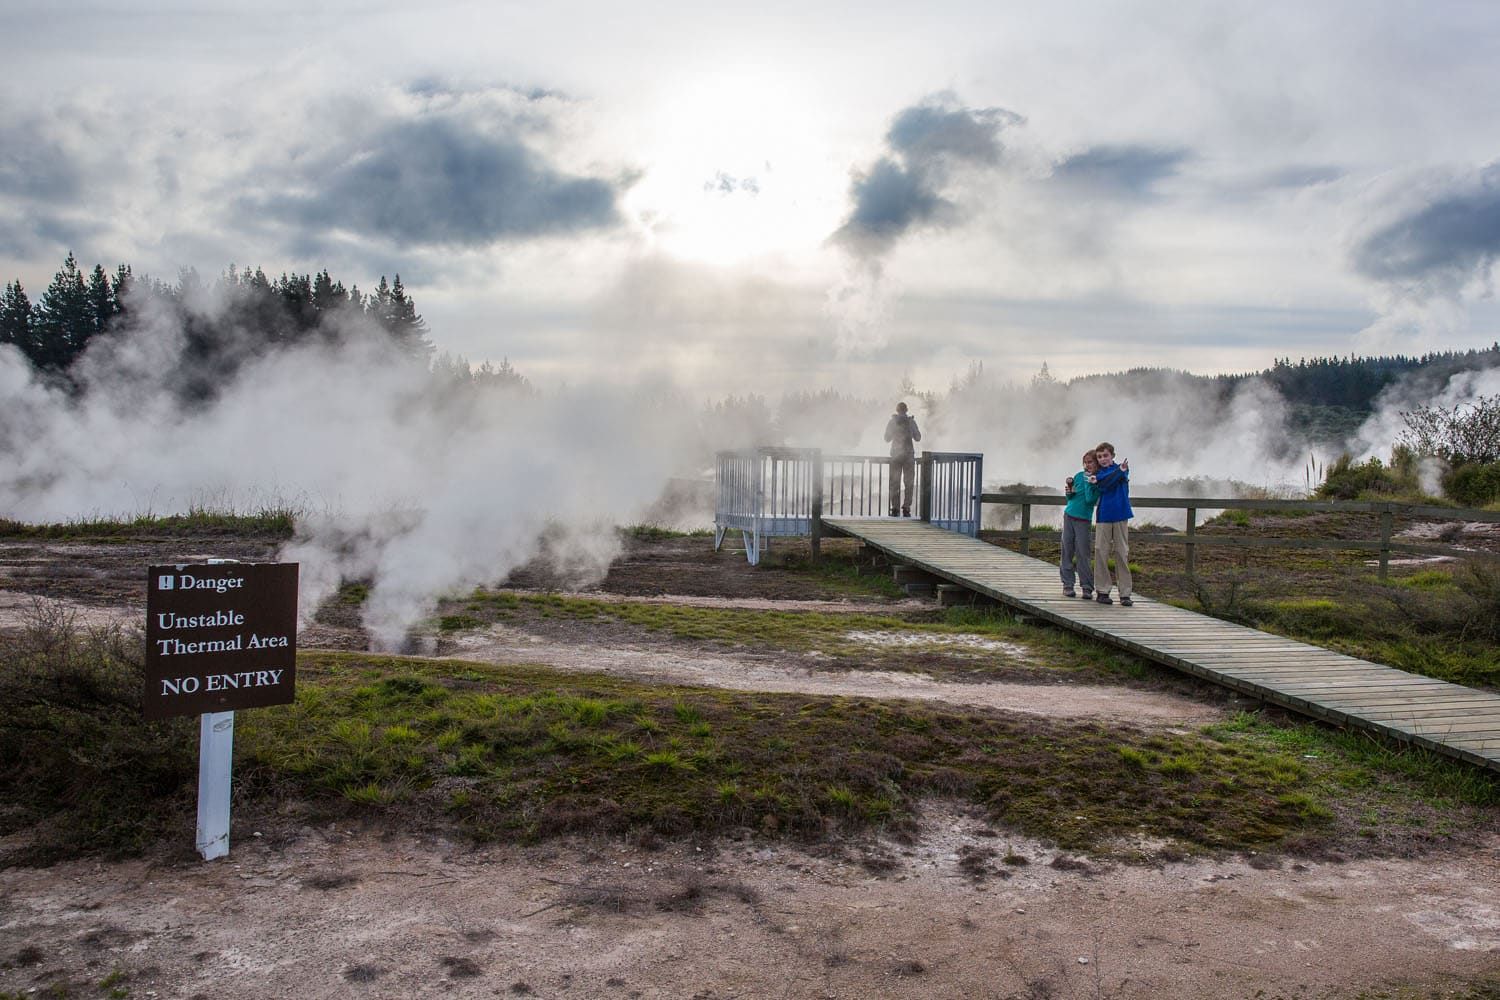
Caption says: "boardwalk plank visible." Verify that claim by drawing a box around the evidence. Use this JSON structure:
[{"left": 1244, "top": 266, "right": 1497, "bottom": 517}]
[{"left": 824, "top": 518, "right": 1500, "bottom": 774}]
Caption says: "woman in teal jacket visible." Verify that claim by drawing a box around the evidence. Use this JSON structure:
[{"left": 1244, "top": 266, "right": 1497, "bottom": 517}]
[{"left": 1060, "top": 449, "right": 1099, "bottom": 598}]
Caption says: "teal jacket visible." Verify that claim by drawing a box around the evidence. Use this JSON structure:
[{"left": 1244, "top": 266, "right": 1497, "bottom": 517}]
[{"left": 1063, "top": 471, "right": 1098, "bottom": 520}]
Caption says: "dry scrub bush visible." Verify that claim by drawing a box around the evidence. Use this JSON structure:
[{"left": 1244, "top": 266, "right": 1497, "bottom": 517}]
[
  {"left": 1387, "top": 560, "right": 1500, "bottom": 644},
  {"left": 0, "top": 601, "right": 195, "bottom": 864}
]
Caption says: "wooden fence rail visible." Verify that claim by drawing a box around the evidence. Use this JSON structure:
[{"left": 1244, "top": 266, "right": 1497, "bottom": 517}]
[{"left": 981, "top": 493, "right": 1500, "bottom": 580}]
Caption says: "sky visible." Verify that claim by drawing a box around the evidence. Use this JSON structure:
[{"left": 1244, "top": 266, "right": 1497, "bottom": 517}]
[{"left": 4, "top": 0, "right": 1500, "bottom": 397}]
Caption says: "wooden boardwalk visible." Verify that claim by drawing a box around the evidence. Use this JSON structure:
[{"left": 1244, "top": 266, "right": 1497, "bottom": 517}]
[{"left": 823, "top": 517, "right": 1500, "bottom": 773}]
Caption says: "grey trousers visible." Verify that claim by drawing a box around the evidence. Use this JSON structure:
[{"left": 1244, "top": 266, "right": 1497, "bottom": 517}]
[
  {"left": 888, "top": 457, "right": 915, "bottom": 513},
  {"left": 1094, "top": 520, "right": 1132, "bottom": 598},
  {"left": 1059, "top": 516, "right": 1094, "bottom": 592}
]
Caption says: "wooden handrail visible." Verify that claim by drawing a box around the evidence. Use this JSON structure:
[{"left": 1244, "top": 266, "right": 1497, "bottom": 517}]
[
  {"left": 980, "top": 492, "right": 1500, "bottom": 579},
  {"left": 982, "top": 493, "right": 1500, "bottom": 522}
]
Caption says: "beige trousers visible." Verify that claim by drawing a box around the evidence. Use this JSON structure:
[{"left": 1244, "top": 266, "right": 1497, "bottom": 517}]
[{"left": 1093, "top": 520, "right": 1132, "bottom": 598}]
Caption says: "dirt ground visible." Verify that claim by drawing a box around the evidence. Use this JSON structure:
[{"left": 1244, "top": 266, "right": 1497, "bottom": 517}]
[{"left": 2, "top": 533, "right": 1499, "bottom": 998}]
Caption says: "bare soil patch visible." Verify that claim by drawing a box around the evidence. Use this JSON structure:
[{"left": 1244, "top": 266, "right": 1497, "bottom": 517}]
[
  {"left": 3, "top": 808, "right": 1498, "bottom": 999},
  {"left": 436, "top": 621, "right": 1229, "bottom": 727}
]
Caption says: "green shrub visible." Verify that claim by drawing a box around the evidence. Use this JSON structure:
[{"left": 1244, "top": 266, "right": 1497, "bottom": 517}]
[
  {"left": 1445, "top": 461, "right": 1500, "bottom": 507},
  {"left": 0, "top": 603, "right": 196, "bottom": 863},
  {"left": 1317, "top": 454, "right": 1415, "bottom": 500}
]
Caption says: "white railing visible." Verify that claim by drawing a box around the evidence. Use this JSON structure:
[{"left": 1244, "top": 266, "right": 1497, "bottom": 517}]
[
  {"left": 714, "top": 448, "right": 983, "bottom": 562},
  {"left": 715, "top": 448, "right": 820, "bottom": 565},
  {"left": 926, "top": 452, "right": 983, "bottom": 537},
  {"left": 823, "top": 453, "right": 900, "bottom": 518}
]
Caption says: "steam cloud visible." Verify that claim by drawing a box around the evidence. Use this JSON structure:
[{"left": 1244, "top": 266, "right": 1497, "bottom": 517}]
[
  {"left": 2, "top": 272, "right": 1480, "bottom": 644},
  {"left": 0, "top": 287, "right": 691, "bottom": 649}
]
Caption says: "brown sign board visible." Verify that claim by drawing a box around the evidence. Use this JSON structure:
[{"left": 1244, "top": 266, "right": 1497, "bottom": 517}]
[{"left": 144, "top": 563, "right": 299, "bottom": 720}]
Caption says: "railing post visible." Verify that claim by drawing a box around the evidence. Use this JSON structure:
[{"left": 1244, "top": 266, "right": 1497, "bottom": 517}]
[
  {"left": 810, "top": 450, "right": 823, "bottom": 563},
  {"left": 972, "top": 456, "right": 983, "bottom": 536},
  {"left": 1378, "top": 504, "right": 1393, "bottom": 582},
  {"left": 1019, "top": 503, "right": 1032, "bottom": 556},
  {"left": 1185, "top": 507, "right": 1197, "bottom": 578},
  {"left": 919, "top": 451, "right": 933, "bottom": 522}
]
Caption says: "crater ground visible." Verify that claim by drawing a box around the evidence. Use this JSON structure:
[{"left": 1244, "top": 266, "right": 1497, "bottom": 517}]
[{"left": 1, "top": 531, "right": 1497, "bottom": 999}]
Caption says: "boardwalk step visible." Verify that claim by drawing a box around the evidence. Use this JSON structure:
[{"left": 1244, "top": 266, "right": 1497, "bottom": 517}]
[
  {"left": 892, "top": 564, "right": 937, "bottom": 586},
  {"left": 936, "top": 583, "right": 974, "bottom": 607}
]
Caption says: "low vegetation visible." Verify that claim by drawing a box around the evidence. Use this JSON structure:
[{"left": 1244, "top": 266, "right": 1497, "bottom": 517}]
[
  {"left": 0, "top": 603, "right": 196, "bottom": 864},
  {"left": 4, "top": 600, "right": 1497, "bottom": 868},
  {"left": 0, "top": 505, "right": 298, "bottom": 540}
]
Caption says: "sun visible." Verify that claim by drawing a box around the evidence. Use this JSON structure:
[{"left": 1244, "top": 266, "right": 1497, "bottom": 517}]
[{"left": 622, "top": 67, "right": 844, "bottom": 269}]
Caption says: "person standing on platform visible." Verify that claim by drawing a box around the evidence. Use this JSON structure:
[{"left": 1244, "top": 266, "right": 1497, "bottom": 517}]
[
  {"left": 884, "top": 401, "right": 922, "bottom": 517},
  {"left": 1061, "top": 449, "right": 1100, "bottom": 598},
  {"left": 1090, "top": 441, "right": 1134, "bottom": 605}
]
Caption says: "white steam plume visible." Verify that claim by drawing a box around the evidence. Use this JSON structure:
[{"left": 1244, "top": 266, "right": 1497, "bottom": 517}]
[
  {"left": 1352, "top": 365, "right": 1500, "bottom": 463},
  {"left": 0, "top": 289, "right": 693, "bottom": 648}
]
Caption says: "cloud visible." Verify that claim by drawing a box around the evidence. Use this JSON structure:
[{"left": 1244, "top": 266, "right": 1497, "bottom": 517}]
[
  {"left": 886, "top": 103, "right": 1020, "bottom": 163},
  {"left": 1051, "top": 144, "right": 1189, "bottom": 199},
  {"left": 831, "top": 95, "right": 1025, "bottom": 262},
  {"left": 704, "top": 171, "right": 759, "bottom": 195},
  {"left": 1259, "top": 164, "right": 1344, "bottom": 190},
  {"left": 0, "top": 120, "right": 83, "bottom": 203},
  {"left": 246, "top": 106, "right": 623, "bottom": 249},
  {"left": 1345, "top": 161, "right": 1500, "bottom": 350},
  {"left": 1350, "top": 161, "right": 1500, "bottom": 298}
]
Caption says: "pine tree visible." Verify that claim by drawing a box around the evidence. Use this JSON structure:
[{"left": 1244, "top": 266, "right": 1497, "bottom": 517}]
[
  {"left": 1, "top": 280, "right": 34, "bottom": 359},
  {"left": 385, "top": 275, "right": 432, "bottom": 360},
  {"left": 368, "top": 275, "right": 392, "bottom": 327},
  {"left": 112, "top": 264, "right": 133, "bottom": 322},
  {"left": 87, "top": 264, "right": 116, "bottom": 337},
  {"left": 34, "top": 252, "right": 94, "bottom": 369},
  {"left": 312, "top": 269, "right": 350, "bottom": 316}
]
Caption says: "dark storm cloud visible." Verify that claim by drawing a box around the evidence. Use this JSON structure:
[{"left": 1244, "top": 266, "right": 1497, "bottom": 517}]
[
  {"left": 1051, "top": 144, "right": 1189, "bottom": 198},
  {"left": 1351, "top": 162, "right": 1500, "bottom": 296},
  {"left": 832, "top": 96, "right": 1024, "bottom": 261},
  {"left": 885, "top": 104, "right": 1022, "bottom": 163},
  {"left": 0, "top": 122, "right": 83, "bottom": 203},
  {"left": 250, "top": 116, "right": 622, "bottom": 247},
  {"left": 835, "top": 158, "right": 950, "bottom": 254}
]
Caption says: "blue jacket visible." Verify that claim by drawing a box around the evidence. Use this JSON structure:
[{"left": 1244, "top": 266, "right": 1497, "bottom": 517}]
[{"left": 1093, "top": 463, "right": 1133, "bottom": 523}]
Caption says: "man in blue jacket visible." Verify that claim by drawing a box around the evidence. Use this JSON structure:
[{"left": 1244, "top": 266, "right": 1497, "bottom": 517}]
[{"left": 1089, "top": 441, "right": 1133, "bottom": 606}]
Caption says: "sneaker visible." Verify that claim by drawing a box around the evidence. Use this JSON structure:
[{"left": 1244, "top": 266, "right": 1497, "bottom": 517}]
[
  {"left": 1063, "top": 589, "right": 1076, "bottom": 598},
  {"left": 1081, "top": 589, "right": 1093, "bottom": 600},
  {"left": 1119, "top": 596, "right": 1134, "bottom": 607},
  {"left": 901, "top": 507, "right": 911, "bottom": 517},
  {"left": 1096, "top": 593, "right": 1113, "bottom": 605},
  {"left": 889, "top": 508, "right": 899, "bottom": 517}
]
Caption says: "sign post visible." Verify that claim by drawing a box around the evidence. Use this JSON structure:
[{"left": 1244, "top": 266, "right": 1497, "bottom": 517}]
[
  {"left": 145, "top": 561, "right": 298, "bottom": 861},
  {"left": 197, "top": 711, "right": 235, "bottom": 859}
]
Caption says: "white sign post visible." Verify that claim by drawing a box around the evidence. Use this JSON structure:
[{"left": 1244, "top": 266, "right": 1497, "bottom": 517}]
[{"left": 196, "top": 710, "right": 235, "bottom": 860}]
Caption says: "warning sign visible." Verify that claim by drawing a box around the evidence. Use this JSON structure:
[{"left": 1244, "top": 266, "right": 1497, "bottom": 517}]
[{"left": 144, "top": 563, "right": 298, "bottom": 719}]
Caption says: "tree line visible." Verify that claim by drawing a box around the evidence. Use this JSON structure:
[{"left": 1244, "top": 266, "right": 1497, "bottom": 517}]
[
  {"left": 5, "top": 253, "right": 1497, "bottom": 410},
  {"left": 1, "top": 253, "right": 434, "bottom": 396}
]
